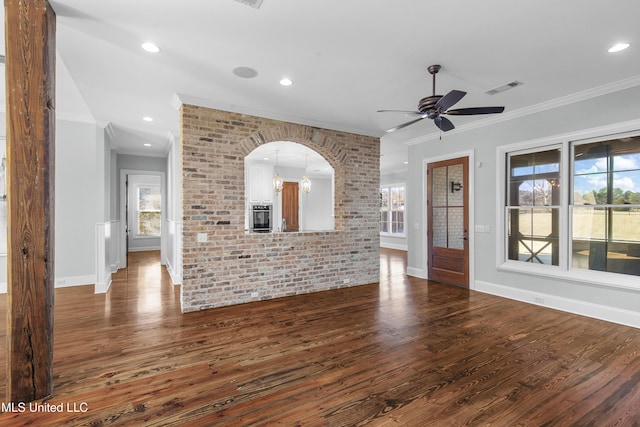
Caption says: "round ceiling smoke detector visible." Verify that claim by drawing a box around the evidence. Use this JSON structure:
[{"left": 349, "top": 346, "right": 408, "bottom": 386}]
[{"left": 233, "top": 66, "right": 258, "bottom": 79}]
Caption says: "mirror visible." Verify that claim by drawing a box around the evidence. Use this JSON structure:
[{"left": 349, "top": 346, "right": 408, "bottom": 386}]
[{"left": 245, "top": 141, "right": 334, "bottom": 232}]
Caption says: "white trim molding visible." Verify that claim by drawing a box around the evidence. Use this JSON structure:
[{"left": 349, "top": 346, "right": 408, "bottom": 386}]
[
  {"left": 55, "top": 275, "right": 96, "bottom": 288},
  {"left": 407, "top": 266, "right": 427, "bottom": 279},
  {"left": 475, "top": 280, "right": 640, "bottom": 329},
  {"left": 380, "top": 242, "right": 408, "bottom": 251}
]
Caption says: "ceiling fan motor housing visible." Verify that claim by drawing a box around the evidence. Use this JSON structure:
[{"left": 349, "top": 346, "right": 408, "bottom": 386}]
[
  {"left": 418, "top": 95, "right": 441, "bottom": 114},
  {"left": 380, "top": 64, "right": 504, "bottom": 133}
]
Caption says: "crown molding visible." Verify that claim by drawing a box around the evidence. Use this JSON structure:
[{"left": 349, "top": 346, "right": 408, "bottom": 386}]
[
  {"left": 405, "top": 74, "right": 640, "bottom": 146},
  {"left": 95, "top": 121, "right": 117, "bottom": 142},
  {"left": 170, "top": 93, "right": 183, "bottom": 111}
]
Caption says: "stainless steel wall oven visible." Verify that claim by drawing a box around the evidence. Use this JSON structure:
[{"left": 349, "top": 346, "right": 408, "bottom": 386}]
[{"left": 250, "top": 204, "right": 272, "bottom": 233}]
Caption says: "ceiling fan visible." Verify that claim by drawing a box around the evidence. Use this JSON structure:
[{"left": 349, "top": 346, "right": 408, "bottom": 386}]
[{"left": 378, "top": 64, "right": 505, "bottom": 133}]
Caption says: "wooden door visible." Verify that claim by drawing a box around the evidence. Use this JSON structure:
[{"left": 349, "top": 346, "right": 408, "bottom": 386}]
[
  {"left": 282, "top": 182, "right": 299, "bottom": 232},
  {"left": 427, "top": 157, "right": 469, "bottom": 287}
]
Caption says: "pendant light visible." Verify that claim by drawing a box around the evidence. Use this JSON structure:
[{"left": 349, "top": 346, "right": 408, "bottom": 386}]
[
  {"left": 301, "top": 153, "right": 311, "bottom": 194},
  {"left": 273, "top": 150, "right": 283, "bottom": 192}
]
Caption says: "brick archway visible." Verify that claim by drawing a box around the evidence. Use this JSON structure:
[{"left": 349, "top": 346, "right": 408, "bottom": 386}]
[{"left": 240, "top": 125, "right": 347, "bottom": 231}]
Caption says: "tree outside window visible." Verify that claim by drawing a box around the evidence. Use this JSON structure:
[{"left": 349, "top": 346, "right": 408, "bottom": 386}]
[
  {"left": 137, "top": 185, "right": 161, "bottom": 236},
  {"left": 572, "top": 138, "right": 640, "bottom": 275}
]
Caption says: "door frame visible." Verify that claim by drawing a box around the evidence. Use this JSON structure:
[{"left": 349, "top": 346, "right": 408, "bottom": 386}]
[
  {"left": 422, "top": 149, "right": 475, "bottom": 289},
  {"left": 119, "top": 169, "right": 167, "bottom": 269}
]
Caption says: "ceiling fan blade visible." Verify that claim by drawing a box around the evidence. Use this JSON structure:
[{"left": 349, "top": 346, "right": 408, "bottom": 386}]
[
  {"left": 434, "top": 90, "right": 466, "bottom": 111},
  {"left": 435, "top": 116, "right": 455, "bottom": 132},
  {"left": 386, "top": 116, "right": 427, "bottom": 133},
  {"left": 445, "top": 106, "right": 505, "bottom": 115},
  {"left": 377, "top": 109, "right": 423, "bottom": 116}
]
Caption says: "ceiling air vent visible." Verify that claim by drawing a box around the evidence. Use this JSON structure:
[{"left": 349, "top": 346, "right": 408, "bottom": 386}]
[
  {"left": 234, "top": 0, "right": 263, "bottom": 9},
  {"left": 486, "top": 80, "right": 523, "bottom": 95}
]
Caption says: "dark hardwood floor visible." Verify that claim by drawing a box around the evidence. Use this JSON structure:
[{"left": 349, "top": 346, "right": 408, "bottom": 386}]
[{"left": 2, "top": 249, "right": 640, "bottom": 426}]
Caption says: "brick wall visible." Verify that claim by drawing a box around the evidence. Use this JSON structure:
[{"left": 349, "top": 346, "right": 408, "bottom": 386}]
[{"left": 180, "top": 105, "right": 380, "bottom": 312}]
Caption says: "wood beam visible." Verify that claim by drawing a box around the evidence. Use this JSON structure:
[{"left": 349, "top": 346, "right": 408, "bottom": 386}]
[{"left": 5, "top": 0, "right": 56, "bottom": 403}]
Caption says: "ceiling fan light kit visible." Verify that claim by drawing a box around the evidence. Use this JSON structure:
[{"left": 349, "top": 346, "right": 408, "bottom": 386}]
[{"left": 379, "top": 64, "right": 505, "bottom": 133}]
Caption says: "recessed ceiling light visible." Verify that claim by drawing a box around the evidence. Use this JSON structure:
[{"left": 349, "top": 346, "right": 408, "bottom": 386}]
[
  {"left": 279, "top": 78, "right": 293, "bottom": 86},
  {"left": 233, "top": 66, "right": 258, "bottom": 79},
  {"left": 141, "top": 42, "right": 160, "bottom": 53},
  {"left": 608, "top": 42, "right": 630, "bottom": 53},
  {"left": 143, "top": 116, "right": 153, "bottom": 122},
  {"left": 144, "top": 143, "right": 152, "bottom": 147},
  {"left": 404, "top": 161, "right": 409, "bottom": 164}
]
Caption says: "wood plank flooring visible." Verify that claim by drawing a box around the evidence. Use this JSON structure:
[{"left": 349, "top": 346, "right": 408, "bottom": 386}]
[{"left": 2, "top": 249, "right": 640, "bottom": 425}]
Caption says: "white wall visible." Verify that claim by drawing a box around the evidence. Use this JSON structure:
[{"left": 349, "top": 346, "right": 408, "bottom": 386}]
[
  {"left": 55, "top": 120, "right": 107, "bottom": 287},
  {"left": 0, "top": 120, "right": 114, "bottom": 294},
  {"left": 165, "top": 134, "right": 182, "bottom": 285},
  {"left": 404, "top": 84, "right": 640, "bottom": 327},
  {"left": 300, "top": 176, "right": 333, "bottom": 231},
  {"left": 0, "top": 51, "right": 115, "bottom": 294}
]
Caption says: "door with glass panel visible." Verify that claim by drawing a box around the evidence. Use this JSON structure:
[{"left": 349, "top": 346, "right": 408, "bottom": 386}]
[{"left": 427, "top": 157, "right": 469, "bottom": 287}]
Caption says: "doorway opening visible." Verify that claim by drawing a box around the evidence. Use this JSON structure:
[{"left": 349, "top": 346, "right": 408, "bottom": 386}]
[{"left": 120, "top": 169, "right": 166, "bottom": 269}]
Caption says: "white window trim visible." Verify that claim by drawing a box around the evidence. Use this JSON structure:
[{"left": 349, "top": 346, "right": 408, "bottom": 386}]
[
  {"left": 132, "top": 182, "right": 162, "bottom": 240},
  {"left": 380, "top": 182, "right": 406, "bottom": 238},
  {"left": 496, "top": 118, "right": 640, "bottom": 292}
]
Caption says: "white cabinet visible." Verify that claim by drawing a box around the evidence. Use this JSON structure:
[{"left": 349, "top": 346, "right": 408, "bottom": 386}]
[{"left": 247, "top": 164, "right": 273, "bottom": 205}]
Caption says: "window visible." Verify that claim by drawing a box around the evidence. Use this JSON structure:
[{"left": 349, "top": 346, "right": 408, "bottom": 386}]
[
  {"left": 502, "top": 132, "right": 640, "bottom": 280},
  {"left": 507, "top": 148, "right": 561, "bottom": 265},
  {"left": 571, "top": 139, "right": 640, "bottom": 275},
  {"left": 380, "top": 184, "right": 405, "bottom": 236},
  {"left": 136, "top": 185, "right": 161, "bottom": 237}
]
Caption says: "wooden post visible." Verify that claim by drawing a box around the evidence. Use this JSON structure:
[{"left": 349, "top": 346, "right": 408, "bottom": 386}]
[{"left": 5, "top": 0, "right": 56, "bottom": 403}]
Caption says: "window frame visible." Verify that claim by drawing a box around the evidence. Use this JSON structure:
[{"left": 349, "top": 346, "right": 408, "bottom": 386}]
[
  {"left": 497, "top": 124, "right": 640, "bottom": 291},
  {"left": 132, "top": 183, "right": 162, "bottom": 239},
  {"left": 506, "top": 145, "right": 564, "bottom": 267},
  {"left": 380, "top": 183, "right": 406, "bottom": 238}
]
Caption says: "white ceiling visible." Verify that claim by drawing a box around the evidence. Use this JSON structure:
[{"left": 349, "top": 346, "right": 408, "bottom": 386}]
[{"left": 5, "top": 1, "right": 640, "bottom": 173}]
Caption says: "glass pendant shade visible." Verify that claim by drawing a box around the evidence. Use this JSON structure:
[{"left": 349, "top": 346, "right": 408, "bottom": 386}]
[
  {"left": 273, "top": 149, "right": 283, "bottom": 192},
  {"left": 273, "top": 172, "right": 283, "bottom": 192},
  {"left": 301, "top": 175, "right": 311, "bottom": 194},
  {"left": 300, "top": 153, "right": 311, "bottom": 194}
]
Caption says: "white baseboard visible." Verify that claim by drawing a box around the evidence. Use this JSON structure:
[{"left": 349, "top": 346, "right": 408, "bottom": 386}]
[
  {"left": 380, "top": 242, "right": 408, "bottom": 251},
  {"left": 95, "top": 277, "right": 112, "bottom": 294},
  {"left": 407, "top": 267, "right": 427, "bottom": 279},
  {"left": 56, "top": 275, "right": 95, "bottom": 288},
  {"left": 0, "top": 275, "right": 94, "bottom": 294},
  {"left": 128, "top": 246, "right": 161, "bottom": 252},
  {"left": 475, "top": 280, "right": 640, "bottom": 329},
  {"left": 166, "top": 262, "right": 182, "bottom": 285}
]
